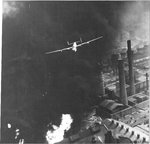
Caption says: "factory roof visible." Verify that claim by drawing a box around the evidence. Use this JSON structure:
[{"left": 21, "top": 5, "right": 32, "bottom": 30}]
[
  {"left": 103, "top": 118, "right": 149, "bottom": 143},
  {"left": 106, "top": 82, "right": 129, "bottom": 90},
  {"left": 135, "top": 124, "right": 149, "bottom": 135},
  {"left": 128, "top": 97, "right": 137, "bottom": 104},
  {"left": 103, "top": 73, "right": 117, "bottom": 85},
  {"left": 136, "top": 75, "right": 146, "bottom": 82},
  {"left": 106, "top": 83, "right": 116, "bottom": 91},
  {"left": 128, "top": 93, "right": 149, "bottom": 104},
  {"left": 100, "top": 99, "right": 124, "bottom": 112}
]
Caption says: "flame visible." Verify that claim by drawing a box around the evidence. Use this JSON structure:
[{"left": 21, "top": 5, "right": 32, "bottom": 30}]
[{"left": 46, "top": 114, "right": 73, "bottom": 144}]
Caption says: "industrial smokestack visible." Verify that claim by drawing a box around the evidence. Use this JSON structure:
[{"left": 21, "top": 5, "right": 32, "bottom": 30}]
[
  {"left": 99, "top": 72, "right": 105, "bottom": 97},
  {"left": 118, "top": 58, "right": 128, "bottom": 105},
  {"left": 127, "top": 40, "right": 135, "bottom": 96},
  {"left": 146, "top": 73, "right": 149, "bottom": 91}
]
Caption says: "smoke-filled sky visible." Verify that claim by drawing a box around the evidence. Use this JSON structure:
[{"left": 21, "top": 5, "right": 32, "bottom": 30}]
[
  {"left": 2, "top": 1, "right": 150, "bottom": 143},
  {"left": 2, "top": 1, "right": 149, "bottom": 59}
]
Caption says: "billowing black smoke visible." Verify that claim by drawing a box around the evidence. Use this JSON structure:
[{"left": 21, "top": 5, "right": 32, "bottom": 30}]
[{"left": 2, "top": 1, "right": 149, "bottom": 143}]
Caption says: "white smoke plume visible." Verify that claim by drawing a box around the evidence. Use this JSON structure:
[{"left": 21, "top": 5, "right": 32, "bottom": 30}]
[
  {"left": 3, "top": 1, "right": 23, "bottom": 18},
  {"left": 46, "top": 114, "right": 73, "bottom": 144}
]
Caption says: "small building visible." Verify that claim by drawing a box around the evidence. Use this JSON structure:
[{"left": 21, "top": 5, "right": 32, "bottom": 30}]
[
  {"left": 103, "top": 118, "right": 149, "bottom": 143},
  {"left": 96, "top": 99, "right": 128, "bottom": 119},
  {"left": 128, "top": 93, "right": 149, "bottom": 106}
]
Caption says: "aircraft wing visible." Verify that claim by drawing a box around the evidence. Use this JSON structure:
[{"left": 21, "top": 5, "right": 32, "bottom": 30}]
[
  {"left": 45, "top": 46, "right": 73, "bottom": 54},
  {"left": 77, "top": 36, "right": 103, "bottom": 47}
]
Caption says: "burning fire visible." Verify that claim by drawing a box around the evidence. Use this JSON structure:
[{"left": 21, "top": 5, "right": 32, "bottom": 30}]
[{"left": 46, "top": 114, "right": 73, "bottom": 144}]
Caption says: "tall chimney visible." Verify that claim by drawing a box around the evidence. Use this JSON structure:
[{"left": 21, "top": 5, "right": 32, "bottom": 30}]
[
  {"left": 127, "top": 40, "right": 135, "bottom": 96},
  {"left": 146, "top": 73, "right": 149, "bottom": 91},
  {"left": 118, "top": 58, "right": 128, "bottom": 105},
  {"left": 99, "top": 72, "right": 105, "bottom": 97}
]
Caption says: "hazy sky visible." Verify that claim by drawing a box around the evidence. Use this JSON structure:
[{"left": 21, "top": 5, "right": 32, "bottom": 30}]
[
  {"left": 2, "top": 1, "right": 149, "bottom": 142},
  {"left": 3, "top": 1, "right": 149, "bottom": 61}
]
